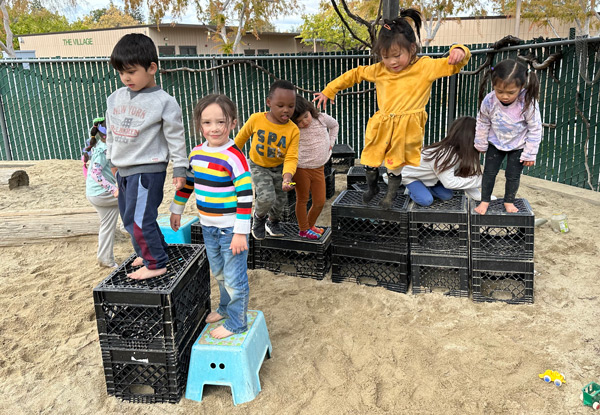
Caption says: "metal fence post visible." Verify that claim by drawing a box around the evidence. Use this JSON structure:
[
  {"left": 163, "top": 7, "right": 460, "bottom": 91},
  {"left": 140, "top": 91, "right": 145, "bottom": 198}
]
[
  {"left": 0, "top": 95, "right": 12, "bottom": 161},
  {"left": 211, "top": 56, "right": 220, "bottom": 93},
  {"left": 447, "top": 74, "right": 457, "bottom": 129}
]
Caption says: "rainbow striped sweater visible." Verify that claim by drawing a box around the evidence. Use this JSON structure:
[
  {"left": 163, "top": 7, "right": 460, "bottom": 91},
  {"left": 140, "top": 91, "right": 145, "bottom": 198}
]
[{"left": 170, "top": 140, "right": 253, "bottom": 234}]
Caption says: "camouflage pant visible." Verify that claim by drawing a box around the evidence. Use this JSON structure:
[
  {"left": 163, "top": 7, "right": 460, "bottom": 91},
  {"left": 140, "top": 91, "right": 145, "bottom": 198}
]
[{"left": 249, "top": 160, "right": 285, "bottom": 221}]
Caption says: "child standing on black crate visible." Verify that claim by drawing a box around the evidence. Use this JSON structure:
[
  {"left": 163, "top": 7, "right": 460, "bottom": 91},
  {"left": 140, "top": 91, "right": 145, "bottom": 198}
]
[
  {"left": 106, "top": 33, "right": 188, "bottom": 280},
  {"left": 170, "top": 94, "right": 252, "bottom": 339},
  {"left": 314, "top": 9, "right": 470, "bottom": 209},
  {"left": 85, "top": 117, "right": 120, "bottom": 268},
  {"left": 235, "top": 80, "right": 300, "bottom": 241},
  {"left": 291, "top": 95, "right": 338, "bottom": 239},
  {"left": 474, "top": 59, "right": 542, "bottom": 215},
  {"left": 401, "top": 116, "right": 483, "bottom": 206}
]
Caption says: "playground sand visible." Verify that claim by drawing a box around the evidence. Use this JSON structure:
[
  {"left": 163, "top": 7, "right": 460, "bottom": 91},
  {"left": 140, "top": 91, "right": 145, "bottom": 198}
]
[{"left": 1, "top": 160, "right": 600, "bottom": 414}]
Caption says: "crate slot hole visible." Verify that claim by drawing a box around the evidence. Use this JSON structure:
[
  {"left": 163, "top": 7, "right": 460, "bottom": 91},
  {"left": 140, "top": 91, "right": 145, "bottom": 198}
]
[
  {"left": 358, "top": 276, "right": 378, "bottom": 287},
  {"left": 129, "top": 384, "right": 155, "bottom": 395}
]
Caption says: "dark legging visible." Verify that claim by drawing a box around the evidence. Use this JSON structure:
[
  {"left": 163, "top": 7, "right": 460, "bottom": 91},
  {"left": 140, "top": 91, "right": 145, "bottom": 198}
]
[{"left": 481, "top": 144, "right": 524, "bottom": 203}]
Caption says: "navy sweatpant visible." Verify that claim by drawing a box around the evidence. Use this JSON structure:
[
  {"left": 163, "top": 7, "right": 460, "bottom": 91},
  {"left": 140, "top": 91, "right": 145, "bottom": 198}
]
[{"left": 117, "top": 171, "right": 169, "bottom": 270}]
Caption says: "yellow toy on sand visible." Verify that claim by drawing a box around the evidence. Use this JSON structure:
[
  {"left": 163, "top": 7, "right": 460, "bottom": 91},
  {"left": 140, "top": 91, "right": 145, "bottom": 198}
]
[{"left": 539, "top": 370, "right": 566, "bottom": 387}]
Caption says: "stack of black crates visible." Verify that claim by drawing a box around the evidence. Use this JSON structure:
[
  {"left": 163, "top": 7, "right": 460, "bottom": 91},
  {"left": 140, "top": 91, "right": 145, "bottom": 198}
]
[
  {"left": 93, "top": 244, "right": 211, "bottom": 403},
  {"left": 251, "top": 222, "right": 332, "bottom": 280},
  {"left": 470, "top": 198, "right": 535, "bottom": 304},
  {"left": 408, "top": 192, "right": 469, "bottom": 297},
  {"left": 346, "top": 165, "right": 386, "bottom": 189},
  {"left": 330, "top": 143, "right": 355, "bottom": 174},
  {"left": 330, "top": 190, "right": 410, "bottom": 293}
]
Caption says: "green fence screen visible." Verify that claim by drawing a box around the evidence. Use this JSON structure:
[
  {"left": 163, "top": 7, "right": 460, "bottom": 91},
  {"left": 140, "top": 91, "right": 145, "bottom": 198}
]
[{"left": 0, "top": 37, "right": 598, "bottom": 191}]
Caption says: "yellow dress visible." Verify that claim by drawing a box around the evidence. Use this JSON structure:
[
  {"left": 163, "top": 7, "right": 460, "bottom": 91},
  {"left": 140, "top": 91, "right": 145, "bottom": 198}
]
[{"left": 321, "top": 45, "right": 471, "bottom": 170}]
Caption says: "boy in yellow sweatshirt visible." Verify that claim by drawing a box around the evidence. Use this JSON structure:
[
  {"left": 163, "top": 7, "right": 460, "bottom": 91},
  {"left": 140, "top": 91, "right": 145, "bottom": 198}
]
[{"left": 235, "top": 80, "right": 300, "bottom": 240}]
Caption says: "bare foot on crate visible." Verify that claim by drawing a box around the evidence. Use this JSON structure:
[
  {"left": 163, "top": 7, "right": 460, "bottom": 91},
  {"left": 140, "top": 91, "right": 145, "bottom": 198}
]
[
  {"left": 474, "top": 201, "right": 489, "bottom": 215},
  {"left": 205, "top": 312, "right": 225, "bottom": 323},
  {"left": 132, "top": 257, "right": 144, "bottom": 267},
  {"left": 128, "top": 266, "right": 166, "bottom": 280},
  {"left": 210, "top": 325, "right": 234, "bottom": 339},
  {"left": 504, "top": 202, "right": 519, "bottom": 213}
]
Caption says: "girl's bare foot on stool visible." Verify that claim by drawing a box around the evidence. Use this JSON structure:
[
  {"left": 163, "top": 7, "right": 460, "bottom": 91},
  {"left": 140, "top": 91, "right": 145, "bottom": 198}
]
[
  {"left": 132, "top": 257, "right": 144, "bottom": 267},
  {"left": 474, "top": 201, "right": 489, "bottom": 215},
  {"left": 205, "top": 312, "right": 224, "bottom": 323},
  {"left": 128, "top": 266, "right": 166, "bottom": 280},
  {"left": 210, "top": 325, "right": 234, "bottom": 339},
  {"left": 504, "top": 202, "right": 519, "bottom": 213}
]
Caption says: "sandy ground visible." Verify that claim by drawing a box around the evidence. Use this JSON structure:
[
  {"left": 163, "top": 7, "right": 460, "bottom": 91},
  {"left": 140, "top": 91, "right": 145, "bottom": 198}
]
[{"left": 1, "top": 160, "right": 600, "bottom": 415}]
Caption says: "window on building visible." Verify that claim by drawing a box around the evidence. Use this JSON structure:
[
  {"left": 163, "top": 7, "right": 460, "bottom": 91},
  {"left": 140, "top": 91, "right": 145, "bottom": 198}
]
[
  {"left": 243, "top": 49, "right": 256, "bottom": 56},
  {"left": 257, "top": 49, "right": 269, "bottom": 55},
  {"left": 179, "top": 46, "right": 197, "bottom": 55},
  {"left": 158, "top": 46, "right": 176, "bottom": 56}
]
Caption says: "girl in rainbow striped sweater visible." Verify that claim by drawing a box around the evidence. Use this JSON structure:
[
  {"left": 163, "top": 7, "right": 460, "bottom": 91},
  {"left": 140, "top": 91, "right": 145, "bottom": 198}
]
[{"left": 170, "top": 94, "right": 253, "bottom": 339}]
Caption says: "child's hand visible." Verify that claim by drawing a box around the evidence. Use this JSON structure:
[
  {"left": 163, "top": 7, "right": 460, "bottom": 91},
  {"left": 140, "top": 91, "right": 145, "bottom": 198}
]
[
  {"left": 521, "top": 160, "right": 535, "bottom": 167},
  {"left": 170, "top": 213, "right": 181, "bottom": 232},
  {"left": 448, "top": 48, "right": 466, "bottom": 65},
  {"left": 230, "top": 233, "right": 248, "bottom": 256},
  {"left": 111, "top": 167, "right": 118, "bottom": 177},
  {"left": 282, "top": 173, "right": 294, "bottom": 192},
  {"left": 173, "top": 176, "right": 186, "bottom": 190},
  {"left": 113, "top": 189, "right": 119, "bottom": 198},
  {"left": 313, "top": 92, "right": 332, "bottom": 110}
]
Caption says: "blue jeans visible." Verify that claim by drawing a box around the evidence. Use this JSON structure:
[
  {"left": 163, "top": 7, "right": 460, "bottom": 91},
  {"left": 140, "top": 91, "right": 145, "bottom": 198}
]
[
  {"left": 406, "top": 180, "right": 453, "bottom": 206},
  {"left": 202, "top": 226, "right": 249, "bottom": 334}
]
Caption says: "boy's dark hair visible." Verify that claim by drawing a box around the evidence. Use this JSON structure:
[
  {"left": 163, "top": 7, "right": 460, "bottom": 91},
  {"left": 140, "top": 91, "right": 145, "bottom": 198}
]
[
  {"left": 373, "top": 8, "right": 422, "bottom": 62},
  {"left": 423, "top": 116, "right": 481, "bottom": 178},
  {"left": 292, "top": 95, "right": 319, "bottom": 123},
  {"left": 110, "top": 33, "right": 158, "bottom": 72},
  {"left": 193, "top": 94, "right": 238, "bottom": 134},
  {"left": 478, "top": 59, "right": 540, "bottom": 115},
  {"left": 268, "top": 80, "right": 296, "bottom": 97}
]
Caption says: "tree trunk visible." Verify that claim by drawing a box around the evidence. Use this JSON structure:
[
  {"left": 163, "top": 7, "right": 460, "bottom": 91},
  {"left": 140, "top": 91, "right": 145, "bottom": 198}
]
[{"left": 0, "top": 169, "right": 29, "bottom": 189}]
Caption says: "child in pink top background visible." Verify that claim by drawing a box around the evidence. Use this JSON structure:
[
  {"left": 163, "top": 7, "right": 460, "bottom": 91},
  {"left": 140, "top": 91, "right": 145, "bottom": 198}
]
[{"left": 291, "top": 96, "right": 339, "bottom": 239}]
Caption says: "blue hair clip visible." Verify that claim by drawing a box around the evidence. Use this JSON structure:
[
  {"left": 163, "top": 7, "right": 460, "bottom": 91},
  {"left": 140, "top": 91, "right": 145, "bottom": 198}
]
[{"left": 490, "top": 66, "right": 494, "bottom": 71}]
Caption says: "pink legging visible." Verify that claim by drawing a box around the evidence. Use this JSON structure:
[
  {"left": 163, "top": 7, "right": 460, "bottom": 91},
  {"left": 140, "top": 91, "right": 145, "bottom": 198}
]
[{"left": 293, "top": 166, "right": 326, "bottom": 232}]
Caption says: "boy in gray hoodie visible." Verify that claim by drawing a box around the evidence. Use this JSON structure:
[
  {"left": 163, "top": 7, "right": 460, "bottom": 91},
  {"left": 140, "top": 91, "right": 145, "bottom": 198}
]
[{"left": 106, "top": 33, "right": 188, "bottom": 280}]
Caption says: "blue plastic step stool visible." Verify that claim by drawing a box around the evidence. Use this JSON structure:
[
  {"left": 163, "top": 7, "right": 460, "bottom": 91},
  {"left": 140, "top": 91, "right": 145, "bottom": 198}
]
[
  {"left": 157, "top": 213, "right": 199, "bottom": 244},
  {"left": 185, "top": 310, "right": 272, "bottom": 406}
]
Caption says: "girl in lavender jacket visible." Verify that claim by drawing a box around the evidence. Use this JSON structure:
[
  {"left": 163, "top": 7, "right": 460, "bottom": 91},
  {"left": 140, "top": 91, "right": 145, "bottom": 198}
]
[
  {"left": 474, "top": 59, "right": 542, "bottom": 215},
  {"left": 291, "top": 96, "right": 339, "bottom": 239}
]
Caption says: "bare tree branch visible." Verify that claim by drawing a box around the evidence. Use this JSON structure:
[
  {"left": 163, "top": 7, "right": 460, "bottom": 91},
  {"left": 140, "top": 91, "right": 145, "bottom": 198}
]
[{"left": 330, "top": 0, "right": 372, "bottom": 49}]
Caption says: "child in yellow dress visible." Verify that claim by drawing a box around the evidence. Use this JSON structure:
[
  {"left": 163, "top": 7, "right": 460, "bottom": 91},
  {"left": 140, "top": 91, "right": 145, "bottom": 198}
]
[{"left": 314, "top": 9, "right": 471, "bottom": 208}]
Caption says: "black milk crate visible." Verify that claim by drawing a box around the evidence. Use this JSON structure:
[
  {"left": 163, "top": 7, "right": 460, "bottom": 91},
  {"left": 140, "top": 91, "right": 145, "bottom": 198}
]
[
  {"left": 331, "top": 143, "right": 355, "bottom": 172},
  {"left": 331, "top": 190, "right": 409, "bottom": 253},
  {"left": 410, "top": 254, "right": 469, "bottom": 297},
  {"left": 253, "top": 222, "right": 332, "bottom": 280},
  {"left": 472, "top": 258, "right": 534, "bottom": 304},
  {"left": 190, "top": 222, "right": 203, "bottom": 244},
  {"left": 346, "top": 165, "right": 386, "bottom": 188},
  {"left": 471, "top": 198, "right": 534, "bottom": 261},
  {"left": 324, "top": 158, "right": 333, "bottom": 176},
  {"left": 102, "top": 316, "right": 206, "bottom": 404},
  {"left": 332, "top": 246, "right": 409, "bottom": 293},
  {"left": 94, "top": 244, "right": 210, "bottom": 351},
  {"left": 409, "top": 193, "right": 469, "bottom": 257},
  {"left": 352, "top": 182, "right": 409, "bottom": 196},
  {"left": 326, "top": 168, "right": 336, "bottom": 199}
]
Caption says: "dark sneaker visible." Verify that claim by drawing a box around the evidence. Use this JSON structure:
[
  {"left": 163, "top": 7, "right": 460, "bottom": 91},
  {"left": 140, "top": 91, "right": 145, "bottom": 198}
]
[
  {"left": 252, "top": 215, "right": 267, "bottom": 240},
  {"left": 265, "top": 220, "right": 285, "bottom": 237}
]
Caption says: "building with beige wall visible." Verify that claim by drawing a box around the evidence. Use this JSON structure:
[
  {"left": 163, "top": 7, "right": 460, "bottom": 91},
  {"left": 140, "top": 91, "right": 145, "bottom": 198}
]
[
  {"left": 17, "top": 24, "right": 322, "bottom": 58},
  {"left": 17, "top": 16, "right": 577, "bottom": 58},
  {"left": 426, "top": 15, "right": 575, "bottom": 47}
]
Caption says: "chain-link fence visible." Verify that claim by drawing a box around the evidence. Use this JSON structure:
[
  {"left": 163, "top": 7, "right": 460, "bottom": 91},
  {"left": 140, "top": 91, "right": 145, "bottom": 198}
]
[{"left": 0, "top": 36, "right": 598, "bottom": 191}]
